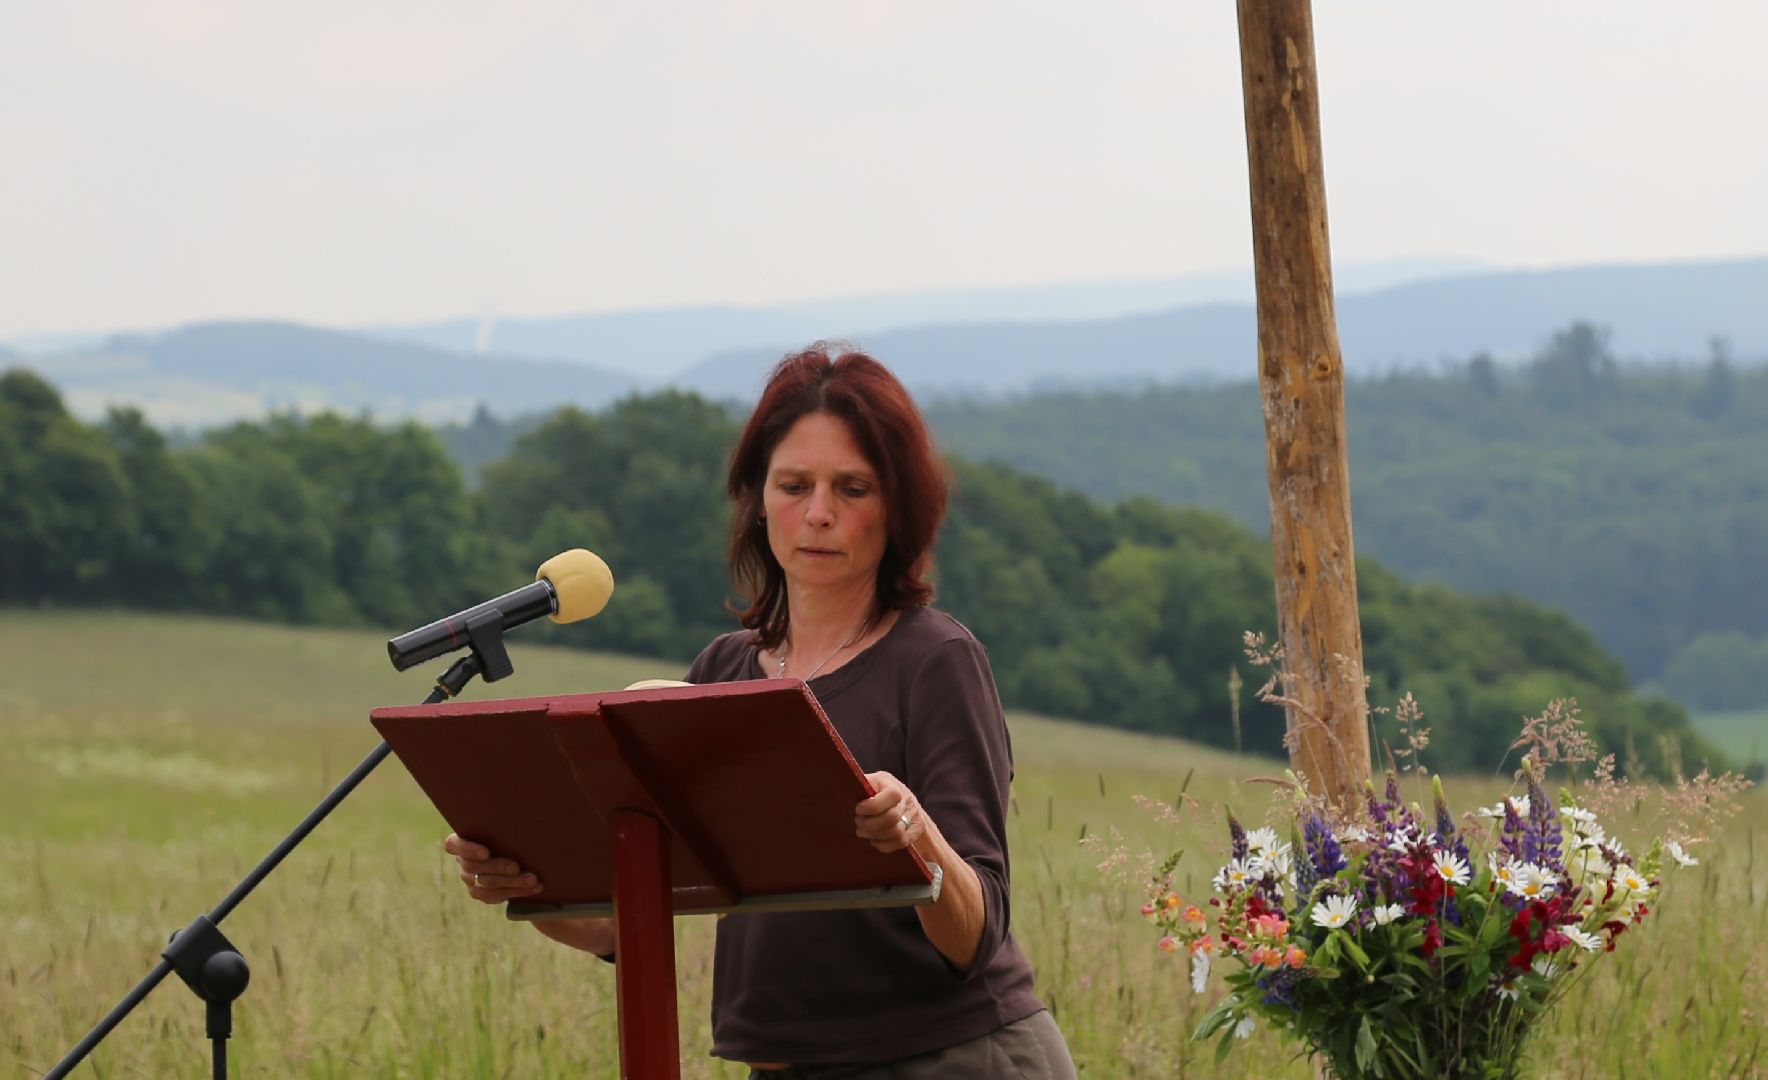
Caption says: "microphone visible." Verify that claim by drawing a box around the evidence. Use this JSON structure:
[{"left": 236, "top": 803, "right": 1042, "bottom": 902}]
[{"left": 386, "top": 549, "right": 614, "bottom": 672}]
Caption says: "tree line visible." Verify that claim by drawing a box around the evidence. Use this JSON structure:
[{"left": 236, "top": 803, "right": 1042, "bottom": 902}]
[
  {"left": 922, "top": 324, "right": 1768, "bottom": 700},
  {"left": 0, "top": 367, "right": 1721, "bottom": 777}
]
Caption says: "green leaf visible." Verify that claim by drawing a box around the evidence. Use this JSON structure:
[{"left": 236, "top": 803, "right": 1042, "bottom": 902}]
[
  {"left": 1355, "top": 1013, "right": 1379, "bottom": 1073},
  {"left": 1336, "top": 929, "right": 1371, "bottom": 971},
  {"left": 1191, "top": 1003, "right": 1235, "bottom": 1042},
  {"left": 1216, "top": 1027, "right": 1236, "bottom": 1066},
  {"left": 1467, "top": 952, "right": 1491, "bottom": 985}
]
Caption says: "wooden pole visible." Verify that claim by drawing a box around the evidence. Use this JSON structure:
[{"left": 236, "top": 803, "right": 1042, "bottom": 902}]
[{"left": 1235, "top": 0, "right": 1371, "bottom": 811}]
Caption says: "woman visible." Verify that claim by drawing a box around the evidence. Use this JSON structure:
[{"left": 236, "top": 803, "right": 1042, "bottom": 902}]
[{"left": 445, "top": 345, "right": 1075, "bottom": 1077}]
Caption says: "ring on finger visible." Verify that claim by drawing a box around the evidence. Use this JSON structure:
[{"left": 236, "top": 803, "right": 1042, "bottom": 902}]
[
  {"left": 898, "top": 812, "right": 913, "bottom": 832},
  {"left": 473, "top": 872, "right": 483, "bottom": 887}
]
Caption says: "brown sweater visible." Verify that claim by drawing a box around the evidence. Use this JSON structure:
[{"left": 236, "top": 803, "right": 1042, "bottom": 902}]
[{"left": 685, "top": 606, "right": 1044, "bottom": 1065}]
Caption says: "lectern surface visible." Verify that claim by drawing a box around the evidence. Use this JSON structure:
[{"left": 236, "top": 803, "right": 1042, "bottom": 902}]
[{"left": 371, "top": 679, "right": 934, "bottom": 918}]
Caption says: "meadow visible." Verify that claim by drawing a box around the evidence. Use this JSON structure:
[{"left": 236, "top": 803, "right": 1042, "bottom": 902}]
[
  {"left": 2, "top": 611, "right": 1762, "bottom": 1078},
  {"left": 1694, "top": 709, "right": 1767, "bottom": 768}
]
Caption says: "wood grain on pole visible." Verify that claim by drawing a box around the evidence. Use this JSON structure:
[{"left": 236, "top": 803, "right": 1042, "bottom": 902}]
[{"left": 1235, "top": 0, "right": 1372, "bottom": 811}]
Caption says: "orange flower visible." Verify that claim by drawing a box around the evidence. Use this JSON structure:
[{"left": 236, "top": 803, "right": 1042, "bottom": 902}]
[
  {"left": 1183, "top": 905, "right": 1207, "bottom": 928},
  {"left": 1158, "top": 935, "right": 1179, "bottom": 953},
  {"left": 1285, "top": 945, "right": 1307, "bottom": 969}
]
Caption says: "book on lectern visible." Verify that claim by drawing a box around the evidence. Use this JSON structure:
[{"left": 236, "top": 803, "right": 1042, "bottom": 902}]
[{"left": 371, "top": 678, "right": 935, "bottom": 920}]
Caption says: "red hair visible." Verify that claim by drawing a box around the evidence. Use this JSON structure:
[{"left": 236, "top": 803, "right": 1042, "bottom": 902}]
[{"left": 726, "top": 344, "right": 947, "bottom": 648}]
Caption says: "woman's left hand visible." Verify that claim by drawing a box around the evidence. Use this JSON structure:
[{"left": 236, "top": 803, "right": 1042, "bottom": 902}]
[{"left": 857, "top": 770, "right": 924, "bottom": 853}]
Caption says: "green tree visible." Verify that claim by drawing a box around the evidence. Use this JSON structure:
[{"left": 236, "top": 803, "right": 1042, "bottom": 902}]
[{"left": 0, "top": 370, "right": 132, "bottom": 601}]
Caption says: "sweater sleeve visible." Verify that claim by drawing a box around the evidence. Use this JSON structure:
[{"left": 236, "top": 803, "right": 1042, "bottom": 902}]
[{"left": 904, "top": 633, "right": 1015, "bottom": 979}]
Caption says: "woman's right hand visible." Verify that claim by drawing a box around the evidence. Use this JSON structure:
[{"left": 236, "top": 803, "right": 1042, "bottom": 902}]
[{"left": 442, "top": 833, "right": 615, "bottom": 955}]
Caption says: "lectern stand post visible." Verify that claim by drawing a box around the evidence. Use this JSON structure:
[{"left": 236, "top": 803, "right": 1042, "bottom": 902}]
[{"left": 610, "top": 810, "right": 681, "bottom": 1080}]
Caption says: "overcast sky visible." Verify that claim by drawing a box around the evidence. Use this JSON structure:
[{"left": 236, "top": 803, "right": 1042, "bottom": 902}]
[{"left": 3, "top": 2, "right": 1765, "bottom": 339}]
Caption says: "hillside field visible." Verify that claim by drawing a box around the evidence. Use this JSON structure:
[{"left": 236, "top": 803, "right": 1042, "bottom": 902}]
[
  {"left": 1695, "top": 709, "right": 1768, "bottom": 765},
  {"left": 2, "top": 611, "right": 1762, "bottom": 1078}
]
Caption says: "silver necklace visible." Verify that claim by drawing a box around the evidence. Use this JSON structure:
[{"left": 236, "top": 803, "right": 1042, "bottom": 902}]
[{"left": 776, "top": 621, "right": 867, "bottom": 681}]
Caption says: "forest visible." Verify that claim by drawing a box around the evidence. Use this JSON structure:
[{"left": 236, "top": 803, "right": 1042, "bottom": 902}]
[
  {"left": 923, "top": 324, "right": 1768, "bottom": 706},
  {"left": 0, "top": 364, "right": 1719, "bottom": 777}
]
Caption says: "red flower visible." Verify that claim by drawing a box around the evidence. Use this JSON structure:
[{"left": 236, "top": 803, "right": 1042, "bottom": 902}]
[
  {"left": 1507, "top": 896, "right": 1578, "bottom": 969},
  {"left": 1421, "top": 919, "right": 1443, "bottom": 959}
]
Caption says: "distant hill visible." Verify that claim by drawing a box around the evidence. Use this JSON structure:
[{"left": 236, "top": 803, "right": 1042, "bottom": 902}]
[
  {"left": 362, "top": 258, "right": 1486, "bottom": 379},
  {"left": 19, "top": 321, "right": 642, "bottom": 428},
  {"left": 675, "top": 258, "right": 1768, "bottom": 399},
  {"left": 12, "top": 256, "right": 1767, "bottom": 425}
]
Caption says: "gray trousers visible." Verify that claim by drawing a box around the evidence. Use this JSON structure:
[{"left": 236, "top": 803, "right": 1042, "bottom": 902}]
[{"left": 745, "top": 1009, "right": 1077, "bottom": 1080}]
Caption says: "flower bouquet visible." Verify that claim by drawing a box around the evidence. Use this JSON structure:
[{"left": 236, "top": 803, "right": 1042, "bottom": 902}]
[{"left": 1150, "top": 762, "right": 1678, "bottom": 1078}]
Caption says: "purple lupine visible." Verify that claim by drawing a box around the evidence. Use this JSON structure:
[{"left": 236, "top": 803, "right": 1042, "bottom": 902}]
[
  {"left": 1361, "top": 839, "right": 1413, "bottom": 914},
  {"left": 1431, "top": 780, "right": 1469, "bottom": 926},
  {"left": 1257, "top": 966, "right": 1304, "bottom": 1010},
  {"left": 1287, "top": 825, "right": 1317, "bottom": 918},
  {"left": 1522, "top": 769, "right": 1563, "bottom": 873},
  {"left": 1434, "top": 787, "right": 1471, "bottom": 866},
  {"left": 1255, "top": 865, "right": 1286, "bottom": 910},
  {"left": 1499, "top": 799, "right": 1527, "bottom": 864},
  {"left": 1228, "top": 811, "right": 1250, "bottom": 862},
  {"left": 1304, "top": 813, "right": 1347, "bottom": 879},
  {"left": 1366, "top": 782, "right": 1394, "bottom": 834}
]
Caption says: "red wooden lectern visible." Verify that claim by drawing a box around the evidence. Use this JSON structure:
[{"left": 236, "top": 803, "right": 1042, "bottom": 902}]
[{"left": 370, "top": 678, "right": 935, "bottom": 1079}]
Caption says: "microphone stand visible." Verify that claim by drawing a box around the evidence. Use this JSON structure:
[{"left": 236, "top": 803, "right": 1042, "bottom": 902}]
[{"left": 47, "top": 616, "right": 517, "bottom": 1079}]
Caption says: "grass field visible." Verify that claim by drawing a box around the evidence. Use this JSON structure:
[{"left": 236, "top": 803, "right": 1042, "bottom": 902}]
[
  {"left": 3, "top": 610, "right": 1763, "bottom": 1078},
  {"left": 1695, "top": 708, "right": 1767, "bottom": 766}
]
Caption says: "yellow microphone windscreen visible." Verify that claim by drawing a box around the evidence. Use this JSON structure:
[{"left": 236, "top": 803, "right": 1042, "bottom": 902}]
[{"left": 536, "top": 549, "right": 614, "bottom": 623}]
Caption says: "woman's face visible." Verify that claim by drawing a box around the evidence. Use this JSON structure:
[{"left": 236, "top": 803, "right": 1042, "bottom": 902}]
[{"left": 762, "top": 412, "right": 889, "bottom": 599}]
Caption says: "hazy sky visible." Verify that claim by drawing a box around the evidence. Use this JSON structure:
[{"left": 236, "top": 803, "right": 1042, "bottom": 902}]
[{"left": 4, "top": 2, "right": 1765, "bottom": 339}]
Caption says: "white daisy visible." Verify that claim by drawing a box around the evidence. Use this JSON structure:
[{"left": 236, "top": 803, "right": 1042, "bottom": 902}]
[
  {"left": 1478, "top": 795, "right": 1530, "bottom": 820},
  {"left": 1666, "top": 842, "right": 1699, "bottom": 868},
  {"left": 1190, "top": 951, "right": 1210, "bottom": 994},
  {"left": 1570, "top": 853, "right": 1611, "bottom": 889},
  {"left": 1339, "top": 825, "right": 1373, "bottom": 843},
  {"left": 1372, "top": 904, "right": 1406, "bottom": 925},
  {"left": 1245, "top": 827, "right": 1281, "bottom": 854},
  {"left": 1494, "top": 984, "right": 1520, "bottom": 1002},
  {"left": 1563, "top": 926, "right": 1602, "bottom": 953},
  {"left": 1560, "top": 806, "right": 1597, "bottom": 826},
  {"left": 1489, "top": 855, "right": 1521, "bottom": 890},
  {"left": 1572, "top": 825, "right": 1607, "bottom": 852},
  {"left": 1385, "top": 823, "right": 1423, "bottom": 852},
  {"left": 1612, "top": 864, "right": 1652, "bottom": 895},
  {"left": 1212, "top": 858, "right": 1258, "bottom": 893},
  {"left": 1311, "top": 894, "right": 1359, "bottom": 930},
  {"left": 1432, "top": 851, "right": 1472, "bottom": 886},
  {"left": 1255, "top": 844, "right": 1293, "bottom": 878},
  {"left": 1507, "top": 863, "right": 1558, "bottom": 901}
]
